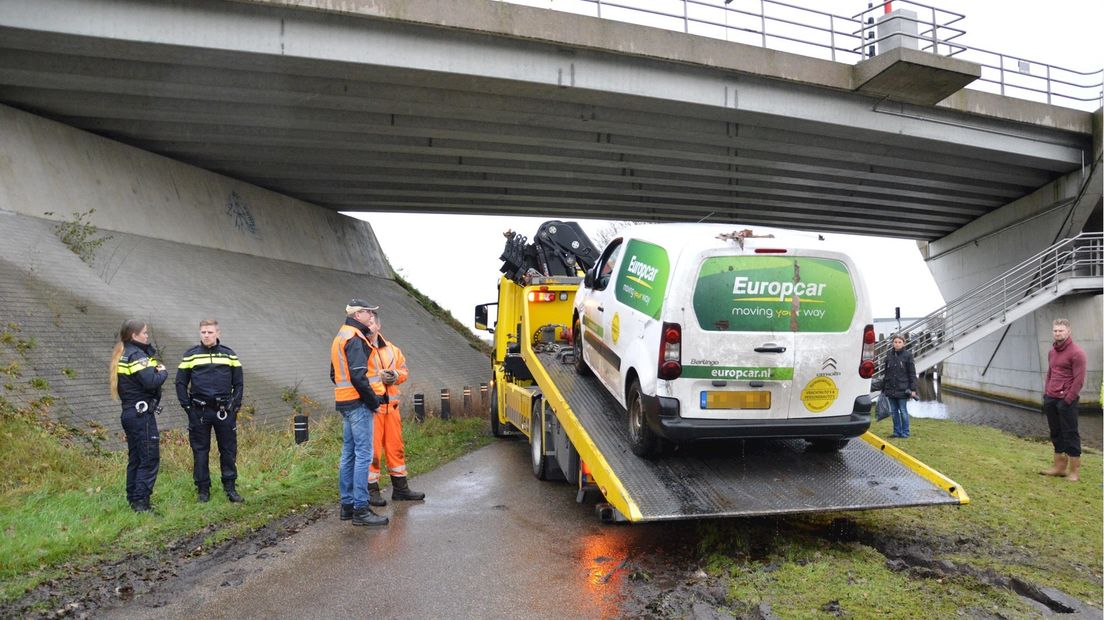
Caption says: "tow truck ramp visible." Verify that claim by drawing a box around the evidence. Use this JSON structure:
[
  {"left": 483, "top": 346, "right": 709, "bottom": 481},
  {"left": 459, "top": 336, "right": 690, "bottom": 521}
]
[{"left": 534, "top": 350, "right": 968, "bottom": 523}]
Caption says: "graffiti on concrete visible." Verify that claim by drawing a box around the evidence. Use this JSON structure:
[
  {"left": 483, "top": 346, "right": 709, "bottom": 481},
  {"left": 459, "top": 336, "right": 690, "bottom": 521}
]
[{"left": 226, "top": 191, "right": 259, "bottom": 237}]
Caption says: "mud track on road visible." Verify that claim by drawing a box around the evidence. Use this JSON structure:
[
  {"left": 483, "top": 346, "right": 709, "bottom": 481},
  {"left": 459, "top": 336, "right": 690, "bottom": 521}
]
[
  {"left": 4, "top": 512, "right": 1097, "bottom": 619},
  {"left": 1, "top": 506, "right": 329, "bottom": 619}
]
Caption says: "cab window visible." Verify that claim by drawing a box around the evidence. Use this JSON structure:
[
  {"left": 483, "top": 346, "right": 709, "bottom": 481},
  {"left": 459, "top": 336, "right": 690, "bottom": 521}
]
[{"left": 593, "top": 240, "right": 624, "bottom": 291}]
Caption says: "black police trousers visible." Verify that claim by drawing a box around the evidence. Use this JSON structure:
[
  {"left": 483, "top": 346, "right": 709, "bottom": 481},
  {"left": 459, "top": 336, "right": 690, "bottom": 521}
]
[
  {"left": 187, "top": 403, "right": 238, "bottom": 491},
  {"left": 121, "top": 408, "right": 160, "bottom": 503}
]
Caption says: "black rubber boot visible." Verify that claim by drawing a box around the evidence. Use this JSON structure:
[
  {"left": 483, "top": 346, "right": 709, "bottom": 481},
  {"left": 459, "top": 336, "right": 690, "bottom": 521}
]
[
  {"left": 225, "top": 482, "right": 244, "bottom": 503},
  {"left": 368, "top": 482, "right": 388, "bottom": 507},
  {"left": 340, "top": 503, "right": 354, "bottom": 520},
  {"left": 197, "top": 488, "right": 210, "bottom": 503},
  {"left": 391, "top": 475, "right": 425, "bottom": 501},
  {"left": 131, "top": 498, "right": 152, "bottom": 513},
  {"left": 351, "top": 507, "right": 389, "bottom": 526}
]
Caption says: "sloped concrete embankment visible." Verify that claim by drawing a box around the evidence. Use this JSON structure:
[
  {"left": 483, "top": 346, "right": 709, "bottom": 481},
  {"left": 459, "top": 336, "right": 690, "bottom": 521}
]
[
  {"left": 0, "top": 210, "right": 489, "bottom": 439},
  {"left": 0, "top": 103, "right": 487, "bottom": 439}
]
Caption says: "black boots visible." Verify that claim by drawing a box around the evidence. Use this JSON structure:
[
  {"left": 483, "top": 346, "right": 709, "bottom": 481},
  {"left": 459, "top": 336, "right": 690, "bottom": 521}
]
[
  {"left": 340, "top": 503, "right": 354, "bottom": 520},
  {"left": 391, "top": 476, "right": 425, "bottom": 501},
  {"left": 130, "top": 498, "right": 152, "bottom": 513},
  {"left": 351, "top": 507, "right": 389, "bottom": 526},
  {"left": 197, "top": 488, "right": 210, "bottom": 503},
  {"left": 368, "top": 482, "right": 388, "bottom": 507},
  {"left": 225, "top": 482, "right": 244, "bottom": 503}
]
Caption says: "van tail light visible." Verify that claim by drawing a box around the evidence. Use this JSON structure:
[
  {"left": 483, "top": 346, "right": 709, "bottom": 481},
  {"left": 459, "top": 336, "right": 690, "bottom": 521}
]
[
  {"left": 658, "top": 322, "right": 682, "bottom": 380},
  {"left": 859, "top": 324, "right": 876, "bottom": 378}
]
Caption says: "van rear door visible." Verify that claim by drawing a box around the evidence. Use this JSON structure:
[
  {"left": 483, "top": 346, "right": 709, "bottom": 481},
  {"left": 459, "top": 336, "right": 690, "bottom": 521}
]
[
  {"left": 779, "top": 252, "right": 863, "bottom": 420},
  {"left": 680, "top": 252, "right": 797, "bottom": 422}
]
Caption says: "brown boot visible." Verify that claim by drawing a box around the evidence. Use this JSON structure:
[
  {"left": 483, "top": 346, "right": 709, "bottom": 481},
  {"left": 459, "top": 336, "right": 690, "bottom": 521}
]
[
  {"left": 1039, "top": 453, "right": 1068, "bottom": 477},
  {"left": 1066, "top": 457, "right": 1081, "bottom": 482}
]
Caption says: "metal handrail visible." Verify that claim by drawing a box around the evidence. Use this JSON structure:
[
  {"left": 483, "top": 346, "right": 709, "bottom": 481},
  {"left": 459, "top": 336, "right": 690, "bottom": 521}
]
[
  {"left": 874, "top": 232, "right": 1104, "bottom": 368},
  {"left": 496, "top": 0, "right": 1103, "bottom": 110}
]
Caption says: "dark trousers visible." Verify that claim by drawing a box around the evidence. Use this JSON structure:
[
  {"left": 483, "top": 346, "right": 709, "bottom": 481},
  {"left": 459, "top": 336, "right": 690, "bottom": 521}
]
[
  {"left": 121, "top": 408, "right": 160, "bottom": 502},
  {"left": 1042, "top": 396, "right": 1081, "bottom": 457},
  {"left": 187, "top": 404, "right": 238, "bottom": 491}
]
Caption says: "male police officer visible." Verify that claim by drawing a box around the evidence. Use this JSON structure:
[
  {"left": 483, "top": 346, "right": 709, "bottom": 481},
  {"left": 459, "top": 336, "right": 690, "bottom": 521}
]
[{"left": 176, "top": 319, "right": 245, "bottom": 503}]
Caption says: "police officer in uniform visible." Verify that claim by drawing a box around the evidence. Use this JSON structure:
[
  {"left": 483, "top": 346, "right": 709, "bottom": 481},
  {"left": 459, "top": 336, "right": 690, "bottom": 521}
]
[
  {"left": 176, "top": 319, "right": 245, "bottom": 503},
  {"left": 110, "top": 319, "right": 168, "bottom": 513}
]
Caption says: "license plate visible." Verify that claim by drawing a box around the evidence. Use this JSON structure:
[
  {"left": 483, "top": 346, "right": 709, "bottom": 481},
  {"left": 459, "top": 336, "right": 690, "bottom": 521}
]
[{"left": 700, "top": 390, "right": 771, "bottom": 410}]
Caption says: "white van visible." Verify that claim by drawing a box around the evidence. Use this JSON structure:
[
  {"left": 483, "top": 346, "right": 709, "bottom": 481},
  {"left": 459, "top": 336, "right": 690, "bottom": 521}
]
[{"left": 571, "top": 224, "right": 876, "bottom": 458}]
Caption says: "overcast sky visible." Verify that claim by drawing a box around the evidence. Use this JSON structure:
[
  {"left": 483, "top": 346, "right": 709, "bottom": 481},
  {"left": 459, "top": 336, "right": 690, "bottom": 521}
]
[{"left": 349, "top": 1, "right": 1101, "bottom": 335}]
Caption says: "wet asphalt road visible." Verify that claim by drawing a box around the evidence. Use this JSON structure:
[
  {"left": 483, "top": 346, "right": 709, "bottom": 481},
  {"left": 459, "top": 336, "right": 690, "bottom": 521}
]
[{"left": 104, "top": 438, "right": 690, "bottom": 620}]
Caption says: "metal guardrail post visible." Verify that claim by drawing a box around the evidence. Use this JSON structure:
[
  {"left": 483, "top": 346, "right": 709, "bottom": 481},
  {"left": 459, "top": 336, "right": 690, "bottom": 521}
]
[{"left": 759, "top": 0, "right": 767, "bottom": 48}]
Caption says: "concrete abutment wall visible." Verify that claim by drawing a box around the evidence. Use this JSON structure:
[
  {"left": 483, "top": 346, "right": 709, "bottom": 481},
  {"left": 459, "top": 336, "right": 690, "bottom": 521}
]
[
  {"left": 0, "top": 104, "right": 489, "bottom": 438},
  {"left": 923, "top": 164, "right": 1103, "bottom": 407}
]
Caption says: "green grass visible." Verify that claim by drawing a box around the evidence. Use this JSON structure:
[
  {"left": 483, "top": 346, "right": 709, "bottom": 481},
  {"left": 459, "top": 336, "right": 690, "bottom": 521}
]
[
  {"left": 699, "top": 417, "right": 1103, "bottom": 618},
  {"left": 0, "top": 412, "right": 491, "bottom": 602}
]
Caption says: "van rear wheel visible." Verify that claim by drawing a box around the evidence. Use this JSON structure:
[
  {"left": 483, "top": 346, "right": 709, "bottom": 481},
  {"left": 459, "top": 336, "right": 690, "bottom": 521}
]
[
  {"left": 572, "top": 318, "right": 591, "bottom": 376},
  {"left": 627, "top": 380, "right": 660, "bottom": 459}
]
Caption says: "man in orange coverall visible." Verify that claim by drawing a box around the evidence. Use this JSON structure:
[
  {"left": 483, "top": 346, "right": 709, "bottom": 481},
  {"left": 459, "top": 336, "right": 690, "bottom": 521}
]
[{"left": 364, "top": 308, "right": 425, "bottom": 505}]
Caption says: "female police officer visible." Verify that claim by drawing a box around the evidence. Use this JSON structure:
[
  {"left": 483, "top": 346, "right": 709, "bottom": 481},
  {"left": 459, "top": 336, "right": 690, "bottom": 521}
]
[{"left": 109, "top": 319, "right": 168, "bottom": 512}]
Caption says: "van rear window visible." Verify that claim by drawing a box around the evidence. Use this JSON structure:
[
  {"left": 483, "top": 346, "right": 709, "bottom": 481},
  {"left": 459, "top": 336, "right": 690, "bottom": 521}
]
[{"left": 692, "top": 256, "right": 856, "bottom": 332}]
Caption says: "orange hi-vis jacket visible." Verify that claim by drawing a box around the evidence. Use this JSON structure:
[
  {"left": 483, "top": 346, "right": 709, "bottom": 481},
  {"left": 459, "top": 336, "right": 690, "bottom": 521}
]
[
  {"left": 367, "top": 333, "right": 408, "bottom": 403},
  {"left": 330, "top": 320, "right": 380, "bottom": 412}
]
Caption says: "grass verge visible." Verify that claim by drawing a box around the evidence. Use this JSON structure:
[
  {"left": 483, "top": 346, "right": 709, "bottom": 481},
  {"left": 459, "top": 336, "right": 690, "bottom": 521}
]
[
  {"left": 0, "top": 409, "right": 491, "bottom": 603},
  {"left": 698, "top": 416, "right": 1102, "bottom": 618}
]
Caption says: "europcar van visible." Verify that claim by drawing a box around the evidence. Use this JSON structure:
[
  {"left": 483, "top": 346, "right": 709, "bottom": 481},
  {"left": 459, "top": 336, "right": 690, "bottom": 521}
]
[{"left": 571, "top": 224, "right": 876, "bottom": 458}]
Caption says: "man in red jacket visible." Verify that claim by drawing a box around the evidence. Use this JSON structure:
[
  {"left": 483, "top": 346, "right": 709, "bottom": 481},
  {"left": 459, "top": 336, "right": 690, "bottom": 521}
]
[{"left": 1039, "top": 319, "right": 1087, "bottom": 482}]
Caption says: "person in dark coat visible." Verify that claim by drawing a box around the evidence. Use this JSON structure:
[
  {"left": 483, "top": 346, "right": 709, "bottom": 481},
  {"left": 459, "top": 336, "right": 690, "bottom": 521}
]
[
  {"left": 882, "top": 334, "right": 918, "bottom": 438},
  {"left": 110, "top": 319, "right": 168, "bottom": 512}
]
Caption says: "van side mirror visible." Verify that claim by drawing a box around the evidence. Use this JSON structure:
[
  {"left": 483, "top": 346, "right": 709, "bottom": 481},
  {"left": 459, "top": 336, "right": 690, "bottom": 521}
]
[
  {"left": 474, "top": 303, "right": 495, "bottom": 333},
  {"left": 583, "top": 268, "right": 595, "bottom": 289}
]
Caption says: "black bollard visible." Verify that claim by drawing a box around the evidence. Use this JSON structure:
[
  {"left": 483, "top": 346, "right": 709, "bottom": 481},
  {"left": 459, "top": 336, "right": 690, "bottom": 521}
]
[
  {"left": 440, "top": 388, "right": 451, "bottom": 420},
  {"left": 463, "top": 386, "right": 472, "bottom": 414},
  {"left": 294, "top": 415, "right": 309, "bottom": 444},
  {"left": 413, "top": 393, "right": 425, "bottom": 422},
  {"left": 480, "top": 383, "right": 489, "bottom": 408}
]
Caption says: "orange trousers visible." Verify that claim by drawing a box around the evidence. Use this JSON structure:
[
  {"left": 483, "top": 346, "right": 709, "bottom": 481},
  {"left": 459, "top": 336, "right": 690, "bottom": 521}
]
[{"left": 369, "top": 401, "right": 407, "bottom": 483}]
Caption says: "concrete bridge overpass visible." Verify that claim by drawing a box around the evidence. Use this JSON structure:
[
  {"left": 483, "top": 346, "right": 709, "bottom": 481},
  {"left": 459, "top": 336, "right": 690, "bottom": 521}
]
[
  {"left": 0, "top": 0, "right": 1100, "bottom": 410},
  {"left": 0, "top": 0, "right": 1097, "bottom": 240}
]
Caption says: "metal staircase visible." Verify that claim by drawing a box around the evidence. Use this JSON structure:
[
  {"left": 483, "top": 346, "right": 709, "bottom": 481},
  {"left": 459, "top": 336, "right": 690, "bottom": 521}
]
[{"left": 875, "top": 232, "right": 1103, "bottom": 372}]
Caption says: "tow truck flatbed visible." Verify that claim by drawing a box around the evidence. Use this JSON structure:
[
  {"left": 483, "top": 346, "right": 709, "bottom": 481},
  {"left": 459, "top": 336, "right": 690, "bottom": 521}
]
[{"left": 535, "top": 349, "right": 967, "bottom": 522}]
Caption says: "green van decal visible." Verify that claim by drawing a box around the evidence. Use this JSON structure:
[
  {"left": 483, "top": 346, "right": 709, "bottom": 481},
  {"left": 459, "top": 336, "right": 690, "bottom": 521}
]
[
  {"left": 693, "top": 256, "right": 856, "bottom": 332},
  {"left": 615, "top": 239, "right": 670, "bottom": 319}
]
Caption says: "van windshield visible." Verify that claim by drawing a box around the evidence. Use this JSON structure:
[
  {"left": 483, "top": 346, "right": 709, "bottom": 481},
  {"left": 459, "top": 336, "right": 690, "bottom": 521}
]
[{"left": 692, "top": 256, "right": 856, "bottom": 332}]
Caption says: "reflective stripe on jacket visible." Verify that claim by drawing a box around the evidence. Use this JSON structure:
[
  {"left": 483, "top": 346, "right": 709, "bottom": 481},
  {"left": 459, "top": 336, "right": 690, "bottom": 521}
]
[
  {"left": 175, "top": 341, "right": 244, "bottom": 411},
  {"left": 117, "top": 341, "right": 168, "bottom": 408},
  {"left": 330, "top": 319, "right": 380, "bottom": 412},
  {"left": 367, "top": 333, "right": 408, "bottom": 400}
]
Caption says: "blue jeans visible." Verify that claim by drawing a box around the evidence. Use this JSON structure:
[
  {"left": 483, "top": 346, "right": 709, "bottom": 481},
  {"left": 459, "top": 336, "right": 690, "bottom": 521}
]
[
  {"left": 338, "top": 405, "right": 375, "bottom": 509},
  {"left": 889, "top": 397, "right": 910, "bottom": 438}
]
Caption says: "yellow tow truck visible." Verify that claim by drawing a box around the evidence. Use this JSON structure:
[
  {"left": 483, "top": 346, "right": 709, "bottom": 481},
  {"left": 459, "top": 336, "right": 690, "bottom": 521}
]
[{"left": 474, "top": 221, "right": 967, "bottom": 522}]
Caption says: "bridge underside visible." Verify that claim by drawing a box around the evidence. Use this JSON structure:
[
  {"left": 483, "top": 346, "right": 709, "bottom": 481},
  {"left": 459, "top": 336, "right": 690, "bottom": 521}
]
[{"left": 0, "top": 0, "right": 1093, "bottom": 239}]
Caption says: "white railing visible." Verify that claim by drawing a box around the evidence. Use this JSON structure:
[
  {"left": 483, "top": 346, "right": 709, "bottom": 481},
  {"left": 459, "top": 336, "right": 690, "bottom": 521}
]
[
  {"left": 497, "top": 0, "right": 1103, "bottom": 110},
  {"left": 874, "top": 232, "right": 1104, "bottom": 369}
]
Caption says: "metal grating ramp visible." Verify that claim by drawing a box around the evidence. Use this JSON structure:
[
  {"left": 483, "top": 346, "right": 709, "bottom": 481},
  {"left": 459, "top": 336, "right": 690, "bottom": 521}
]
[{"left": 538, "top": 351, "right": 960, "bottom": 521}]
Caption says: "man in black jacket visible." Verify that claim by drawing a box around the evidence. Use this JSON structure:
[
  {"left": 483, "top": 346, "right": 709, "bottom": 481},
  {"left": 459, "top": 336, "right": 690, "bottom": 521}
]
[
  {"left": 882, "top": 334, "right": 918, "bottom": 438},
  {"left": 176, "top": 319, "right": 245, "bottom": 503}
]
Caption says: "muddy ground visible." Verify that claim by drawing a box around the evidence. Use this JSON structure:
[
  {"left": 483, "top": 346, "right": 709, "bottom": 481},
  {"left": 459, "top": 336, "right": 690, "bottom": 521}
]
[{"left": 4, "top": 509, "right": 1097, "bottom": 620}]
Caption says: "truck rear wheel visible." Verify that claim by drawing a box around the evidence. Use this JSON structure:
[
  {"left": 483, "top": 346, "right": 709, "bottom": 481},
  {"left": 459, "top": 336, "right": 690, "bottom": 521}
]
[
  {"left": 572, "top": 318, "right": 591, "bottom": 376},
  {"left": 627, "top": 380, "right": 660, "bottom": 459},
  {"left": 530, "top": 401, "right": 554, "bottom": 480}
]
